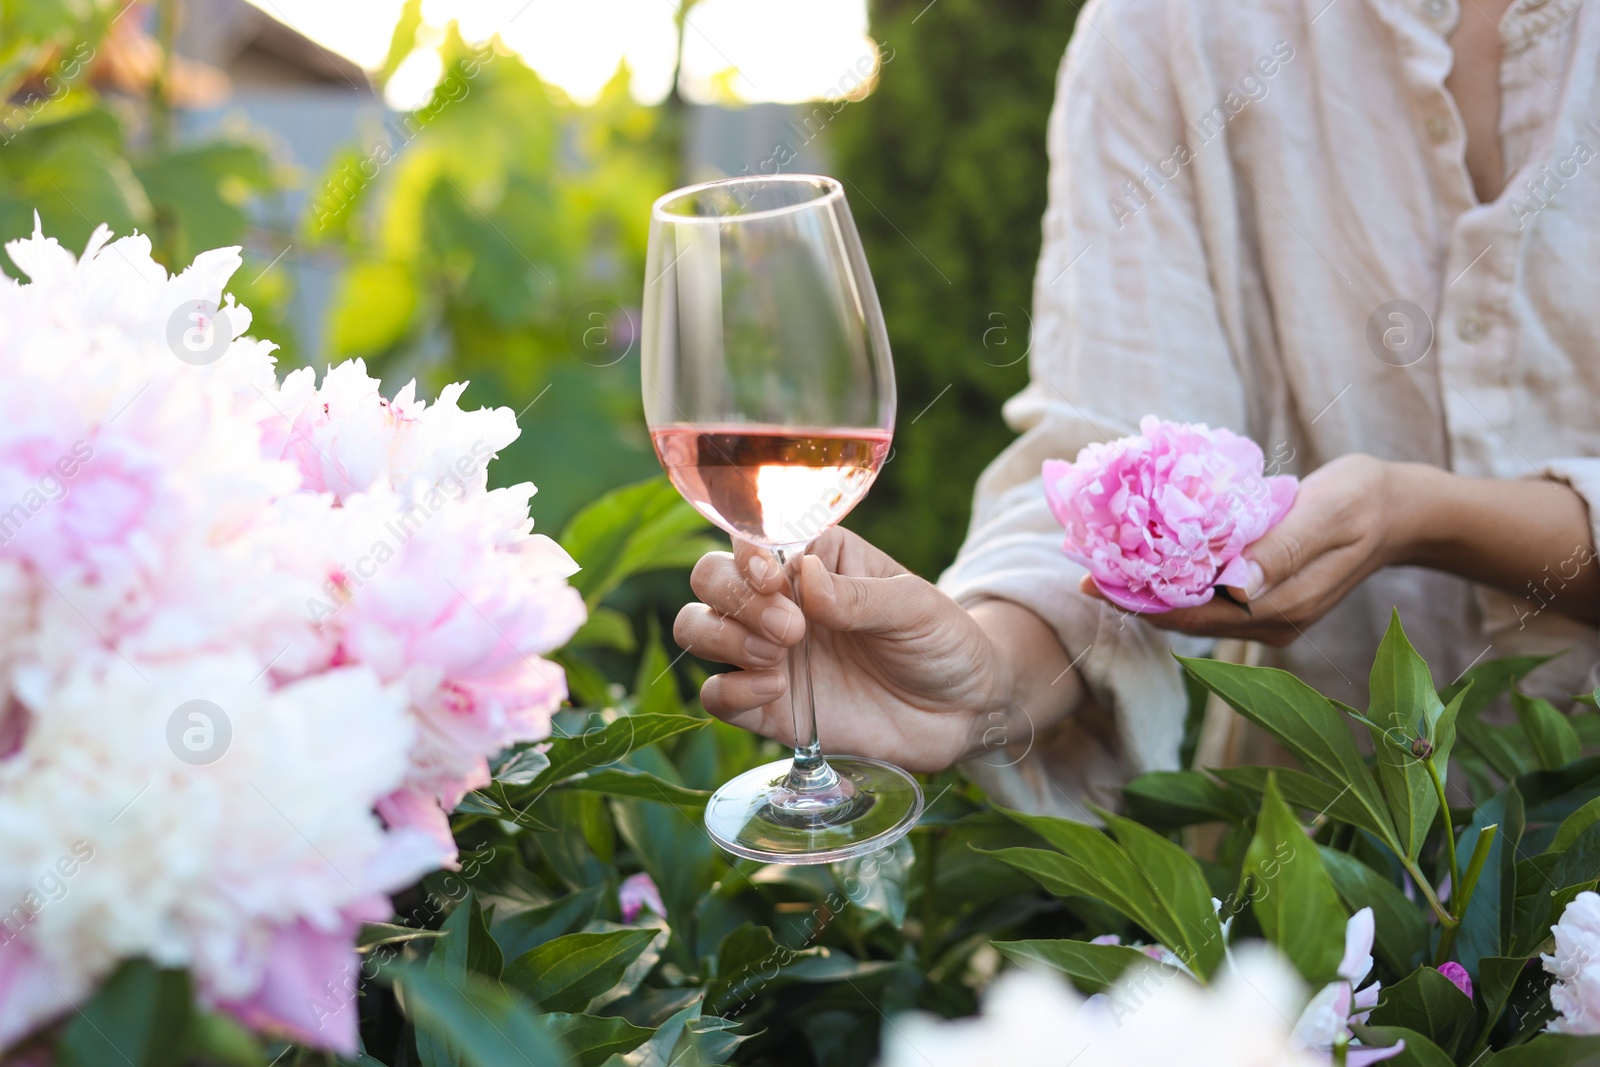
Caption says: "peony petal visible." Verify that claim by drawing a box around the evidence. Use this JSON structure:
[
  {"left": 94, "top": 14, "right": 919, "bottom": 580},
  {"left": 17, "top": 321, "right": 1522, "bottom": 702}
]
[
  {"left": 1093, "top": 578, "right": 1181, "bottom": 613},
  {"left": 1214, "top": 555, "right": 1255, "bottom": 590},
  {"left": 1339, "top": 908, "right": 1375, "bottom": 985},
  {"left": 619, "top": 872, "right": 666, "bottom": 924},
  {"left": 1436, "top": 962, "right": 1473, "bottom": 1000},
  {"left": 1266, "top": 475, "right": 1300, "bottom": 525},
  {"left": 217, "top": 900, "right": 386, "bottom": 1055}
]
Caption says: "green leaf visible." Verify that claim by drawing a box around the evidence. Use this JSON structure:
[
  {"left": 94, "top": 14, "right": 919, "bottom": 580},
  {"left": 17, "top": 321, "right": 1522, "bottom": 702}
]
[
  {"left": 1484, "top": 1033, "right": 1600, "bottom": 1066},
  {"left": 1551, "top": 795, "right": 1600, "bottom": 852},
  {"left": 378, "top": 0, "right": 425, "bottom": 85},
  {"left": 566, "top": 605, "right": 636, "bottom": 652},
  {"left": 1347, "top": 1025, "right": 1454, "bottom": 1067},
  {"left": 417, "top": 893, "right": 507, "bottom": 1067},
  {"left": 992, "top": 938, "right": 1152, "bottom": 994},
  {"left": 1100, "top": 809, "right": 1227, "bottom": 979},
  {"left": 1177, "top": 656, "right": 1397, "bottom": 852},
  {"left": 57, "top": 960, "right": 192, "bottom": 1067},
  {"left": 391, "top": 964, "right": 572, "bottom": 1067},
  {"left": 555, "top": 766, "right": 711, "bottom": 808},
  {"left": 542, "top": 1012, "right": 655, "bottom": 1067},
  {"left": 494, "top": 746, "right": 552, "bottom": 787},
  {"left": 492, "top": 884, "right": 605, "bottom": 959},
  {"left": 558, "top": 476, "right": 722, "bottom": 609},
  {"left": 1122, "top": 770, "right": 1247, "bottom": 829},
  {"left": 633, "top": 618, "right": 685, "bottom": 716},
  {"left": 625, "top": 1004, "right": 749, "bottom": 1067},
  {"left": 1364, "top": 613, "right": 1445, "bottom": 861},
  {"left": 706, "top": 922, "right": 794, "bottom": 1013},
  {"left": 1318, "top": 847, "right": 1429, "bottom": 974},
  {"left": 428, "top": 891, "right": 504, "bottom": 980},
  {"left": 1457, "top": 717, "right": 1539, "bottom": 781},
  {"left": 518, "top": 713, "right": 709, "bottom": 795},
  {"left": 1457, "top": 785, "right": 1524, "bottom": 973},
  {"left": 1366, "top": 966, "right": 1475, "bottom": 1058},
  {"left": 556, "top": 649, "right": 612, "bottom": 709},
  {"left": 175, "top": 1011, "right": 265, "bottom": 1067},
  {"left": 1512, "top": 691, "right": 1582, "bottom": 771},
  {"left": 328, "top": 258, "right": 418, "bottom": 358},
  {"left": 1212, "top": 765, "right": 1386, "bottom": 838},
  {"left": 359, "top": 921, "right": 447, "bottom": 950},
  {"left": 992, "top": 807, "right": 1225, "bottom": 979},
  {"left": 1439, "top": 653, "right": 1557, "bottom": 719},
  {"left": 134, "top": 140, "right": 275, "bottom": 265},
  {"left": 1518, "top": 756, "right": 1600, "bottom": 821},
  {"left": 502, "top": 928, "right": 660, "bottom": 1013},
  {"left": 1543, "top": 821, "right": 1600, "bottom": 895},
  {"left": 1243, "top": 774, "right": 1347, "bottom": 985},
  {"left": 609, "top": 746, "right": 723, "bottom": 938},
  {"left": 1477, "top": 955, "right": 1530, "bottom": 1038},
  {"left": 702, "top": 922, "right": 889, "bottom": 1015}
]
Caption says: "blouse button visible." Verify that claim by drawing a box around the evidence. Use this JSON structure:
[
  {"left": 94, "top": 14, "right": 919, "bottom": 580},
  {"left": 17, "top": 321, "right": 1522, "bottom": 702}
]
[
  {"left": 1422, "top": 0, "right": 1450, "bottom": 19},
  {"left": 1426, "top": 116, "right": 1450, "bottom": 143},
  {"left": 1457, "top": 316, "right": 1487, "bottom": 342}
]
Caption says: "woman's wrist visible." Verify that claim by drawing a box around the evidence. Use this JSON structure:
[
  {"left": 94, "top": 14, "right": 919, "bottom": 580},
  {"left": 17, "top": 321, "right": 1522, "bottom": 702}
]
[
  {"left": 1375, "top": 460, "right": 1600, "bottom": 622},
  {"left": 961, "top": 598, "right": 1082, "bottom": 761},
  {"left": 1380, "top": 460, "right": 1457, "bottom": 570}
]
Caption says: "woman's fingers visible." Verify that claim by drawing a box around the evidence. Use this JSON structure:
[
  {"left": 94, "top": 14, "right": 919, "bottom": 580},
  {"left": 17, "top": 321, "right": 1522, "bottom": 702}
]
[
  {"left": 689, "top": 551, "right": 805, "bottom": 646},
  {"left": 698, "top": 670, "right": 796, "bottom": 745},
  {"left": 732, "top": 540, "right": 789, "bottom": 594},
  {"left": 672, "top": 603, "right": 785, "bottom": 668}
]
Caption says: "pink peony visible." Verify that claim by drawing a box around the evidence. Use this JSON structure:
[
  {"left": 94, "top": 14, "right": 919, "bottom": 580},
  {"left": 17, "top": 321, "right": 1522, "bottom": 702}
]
[
  {"left": 1043, "top": 416, "right": 1297, "bottom": 612},
  {"left": 1436, "top": 962, "right": 1472, "bottom": 1000},
  {"left": 620, "top": 873, "right": 666, "bottom": 924}
]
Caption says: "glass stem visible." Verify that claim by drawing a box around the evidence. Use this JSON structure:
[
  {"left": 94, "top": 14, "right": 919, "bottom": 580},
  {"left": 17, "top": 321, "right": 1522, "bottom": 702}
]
[{"left": 775, "top": 547, "right": 844, "bottom": 799}]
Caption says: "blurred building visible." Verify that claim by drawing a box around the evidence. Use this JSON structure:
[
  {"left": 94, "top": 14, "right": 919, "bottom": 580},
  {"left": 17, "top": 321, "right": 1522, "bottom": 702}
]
[
  {"left": 139, "top": 0, "right": 833, "bottom": 363},
  {"left": 166, "top": 0, "right": 382, "bottom": 364}
]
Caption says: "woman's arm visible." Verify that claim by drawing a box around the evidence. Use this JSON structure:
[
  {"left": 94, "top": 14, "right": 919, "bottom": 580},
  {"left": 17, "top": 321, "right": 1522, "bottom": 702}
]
[
  {"left": 1393, "top": 462, "right": 1600, "bottom": 624},
  {"left": 1116, "top": 454, "right": 1600, "bottom": 643}
]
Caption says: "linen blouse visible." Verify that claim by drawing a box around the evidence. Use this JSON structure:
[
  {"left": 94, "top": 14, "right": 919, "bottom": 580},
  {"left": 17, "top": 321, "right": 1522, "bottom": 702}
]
[{"left": 940, "top": 0, "right": 1600, "bottom": 817}]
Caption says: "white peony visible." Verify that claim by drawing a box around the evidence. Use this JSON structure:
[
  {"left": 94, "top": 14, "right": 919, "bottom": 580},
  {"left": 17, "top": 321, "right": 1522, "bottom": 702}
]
[
  {"left": 1546, "top": 890, "right": 1600, "bottom": 1034},
  {"left": 880, "top": 945, "right": 1323, "bottom": 1067}
]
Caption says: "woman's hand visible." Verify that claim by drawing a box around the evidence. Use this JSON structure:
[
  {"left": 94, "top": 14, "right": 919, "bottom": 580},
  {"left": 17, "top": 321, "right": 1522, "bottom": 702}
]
[
  {"left": 1092, "top": 453, "right": 1600, "bottom": 643},
  {"left": 673, "top": 527, "right": 1079, "bottom": 773},
  {"left": 1087, "top": 454, "right": 1401, "bottom": 645}
]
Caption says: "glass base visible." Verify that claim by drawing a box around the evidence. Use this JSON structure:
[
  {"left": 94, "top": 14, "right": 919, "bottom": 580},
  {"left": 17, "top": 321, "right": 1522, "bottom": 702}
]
[{"left": 704, "top": 755, "right": 924, "bottom": 864}]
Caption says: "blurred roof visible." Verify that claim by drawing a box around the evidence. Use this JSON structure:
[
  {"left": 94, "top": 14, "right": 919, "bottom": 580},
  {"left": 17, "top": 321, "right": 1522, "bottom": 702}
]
[{"left": 175, "top": 0, "right": 371, "bottom": 91}]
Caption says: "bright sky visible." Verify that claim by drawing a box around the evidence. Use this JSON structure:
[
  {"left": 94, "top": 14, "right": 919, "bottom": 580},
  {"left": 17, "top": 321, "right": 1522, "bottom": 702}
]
[{"left": 242, "top": 0, "right": 881, "bottom": 109}]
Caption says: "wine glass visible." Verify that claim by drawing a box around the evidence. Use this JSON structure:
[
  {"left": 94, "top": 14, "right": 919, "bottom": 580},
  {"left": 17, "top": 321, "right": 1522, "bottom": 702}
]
[{"left": 641, "top": 174, "right": 924, "bottom": 865}]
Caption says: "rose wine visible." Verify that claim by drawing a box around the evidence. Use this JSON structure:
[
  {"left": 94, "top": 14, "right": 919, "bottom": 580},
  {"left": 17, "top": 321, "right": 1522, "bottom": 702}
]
[{"left": 651, "top": 424, "right": 892, "bottom": 548}]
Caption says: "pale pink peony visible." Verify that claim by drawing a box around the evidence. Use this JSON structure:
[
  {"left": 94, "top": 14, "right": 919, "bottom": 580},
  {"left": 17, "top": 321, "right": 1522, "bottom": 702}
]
[
  {"left": 214, "top": 896, "right": 390, "bottom": 1055},
  {"left": 620, "top": 873, "right": 666, "bottom": 924},
  {"left": 1546, "top": 890, "right": 1600, "bottom": 1033},
  {"left": 1042, "top": 416, "right": 1297, "bottom": 612},
  {"left": 318, "top": 486, "right": 585, "bottom": 856},
  {"left": 0, "top": 222, "right": 585, "bottom": 1055},
  {"left": 1294, "top": 908, "right": 1403, "bottom": 1066}
]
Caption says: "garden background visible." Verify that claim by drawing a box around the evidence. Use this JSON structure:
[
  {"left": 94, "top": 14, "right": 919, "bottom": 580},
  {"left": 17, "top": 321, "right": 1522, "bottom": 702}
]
[
  {"left": 19, "top": 5, "right": 1600, "bottom": 1067},
  {"left": 0, "top": 0, "right": 1082, "bottom": 580}
]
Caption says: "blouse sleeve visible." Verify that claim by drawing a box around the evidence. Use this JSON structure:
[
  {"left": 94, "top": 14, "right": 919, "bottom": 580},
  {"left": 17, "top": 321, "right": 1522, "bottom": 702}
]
[{"left": 939, "top": 0, "right": 1282, "bottom": 818}]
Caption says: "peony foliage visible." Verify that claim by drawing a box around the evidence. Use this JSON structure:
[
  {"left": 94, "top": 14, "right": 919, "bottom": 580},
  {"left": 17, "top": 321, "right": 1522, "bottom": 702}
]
[{"left": 7, "top": 233, "right": 1600, "bottom": 1066}]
